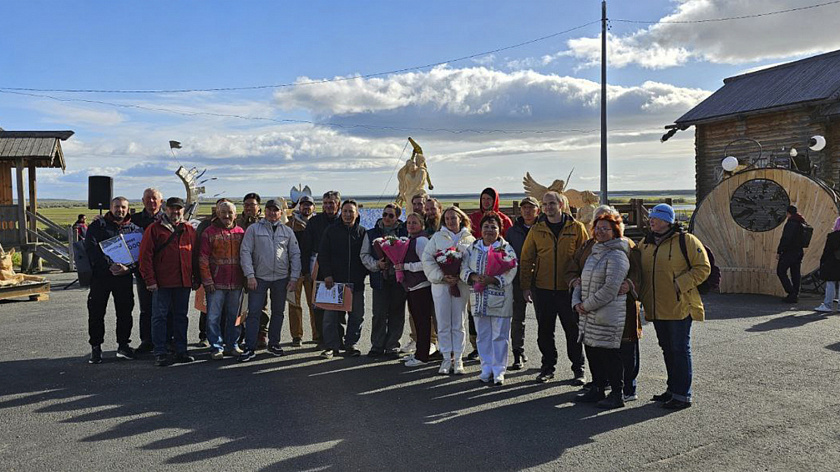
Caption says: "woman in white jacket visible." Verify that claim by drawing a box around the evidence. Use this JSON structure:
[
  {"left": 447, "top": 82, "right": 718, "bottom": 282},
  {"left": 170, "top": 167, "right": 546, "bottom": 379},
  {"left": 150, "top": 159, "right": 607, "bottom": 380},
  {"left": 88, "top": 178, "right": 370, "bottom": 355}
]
[
  {"left": 461, "top": 212, "right": 518, "bottom": 385},
  {"left": 422, "top": 206, "right": 475, "bottom": 375},
  {"left": 572, "top": 213, "right": 630, "bottom": 409}
]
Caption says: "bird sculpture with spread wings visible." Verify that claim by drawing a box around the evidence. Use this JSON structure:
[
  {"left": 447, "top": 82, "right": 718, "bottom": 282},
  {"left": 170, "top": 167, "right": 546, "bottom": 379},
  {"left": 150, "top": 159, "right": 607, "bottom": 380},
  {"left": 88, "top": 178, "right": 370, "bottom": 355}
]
[{"left": 522, "top": 172, "right": 566, "bottom": 201}]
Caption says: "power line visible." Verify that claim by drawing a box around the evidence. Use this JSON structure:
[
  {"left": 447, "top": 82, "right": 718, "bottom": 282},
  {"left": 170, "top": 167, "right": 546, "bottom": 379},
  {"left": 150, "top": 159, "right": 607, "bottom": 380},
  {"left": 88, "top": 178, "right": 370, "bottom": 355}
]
[
  {"left": 613, "top": 0, "right": 840, "bottom": 24},
  {"left": 0, "top": 20, "right": 600, "bottom": 95},
  {"left": 0, "top": 89, "right": 606, "bottom": 135}
]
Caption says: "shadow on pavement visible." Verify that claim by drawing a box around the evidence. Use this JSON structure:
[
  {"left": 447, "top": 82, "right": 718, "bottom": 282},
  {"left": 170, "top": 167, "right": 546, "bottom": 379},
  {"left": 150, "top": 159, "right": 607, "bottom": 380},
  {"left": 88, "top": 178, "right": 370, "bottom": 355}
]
[
  {"left": 0, "top": 349, "right": 674, "bottom": 470},
  {"left": 745, "top": 312, "right": 829, "bottom": 332}
]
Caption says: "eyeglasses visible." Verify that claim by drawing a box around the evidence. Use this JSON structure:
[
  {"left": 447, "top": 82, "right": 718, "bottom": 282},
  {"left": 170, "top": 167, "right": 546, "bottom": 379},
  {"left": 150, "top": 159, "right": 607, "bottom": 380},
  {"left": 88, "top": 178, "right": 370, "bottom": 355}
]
[{"left": 382, "top": 213, "right": 396, "bottom": 219}]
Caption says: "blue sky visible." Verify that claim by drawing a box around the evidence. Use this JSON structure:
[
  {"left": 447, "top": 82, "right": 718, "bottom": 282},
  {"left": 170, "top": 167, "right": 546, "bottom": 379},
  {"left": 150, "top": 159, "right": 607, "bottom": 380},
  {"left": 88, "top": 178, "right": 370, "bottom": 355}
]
[{"left": 2, "top": 0, "right": 840, "bottom": 200}]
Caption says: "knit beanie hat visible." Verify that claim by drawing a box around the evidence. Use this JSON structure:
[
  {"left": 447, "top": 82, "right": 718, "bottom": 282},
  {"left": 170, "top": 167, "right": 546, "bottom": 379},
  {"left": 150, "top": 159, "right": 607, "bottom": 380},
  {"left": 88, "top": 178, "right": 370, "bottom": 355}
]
[{"left": 649, "top": 204, "right": 675, "bottom": 224}]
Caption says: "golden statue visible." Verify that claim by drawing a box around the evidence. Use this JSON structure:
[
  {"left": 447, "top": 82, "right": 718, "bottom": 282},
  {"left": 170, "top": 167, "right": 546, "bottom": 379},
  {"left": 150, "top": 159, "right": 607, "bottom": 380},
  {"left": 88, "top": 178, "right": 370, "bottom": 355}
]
[
  {"left": 396, "top": 137, "right": 434, "bottom": 207},
  {"left": 522, "top": 171, "right": 599, "bottom": 223}
]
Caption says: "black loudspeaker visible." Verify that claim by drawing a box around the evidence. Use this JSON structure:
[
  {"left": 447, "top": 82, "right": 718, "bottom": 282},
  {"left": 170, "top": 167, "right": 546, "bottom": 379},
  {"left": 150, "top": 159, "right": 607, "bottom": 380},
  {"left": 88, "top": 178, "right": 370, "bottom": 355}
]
[{"left": 88, "top": 175, "right": 113, "bottom": 210}]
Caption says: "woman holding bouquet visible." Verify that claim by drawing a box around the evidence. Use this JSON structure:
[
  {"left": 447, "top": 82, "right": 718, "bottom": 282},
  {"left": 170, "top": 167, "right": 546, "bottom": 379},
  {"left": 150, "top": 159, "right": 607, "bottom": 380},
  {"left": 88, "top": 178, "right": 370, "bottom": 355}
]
[
  {"left": 422, "top": 206, "right": 475, "bottom": 375},
  {"left": 395, "top": 213, "right": 435, "bottom": 367},
  {"left": 461, "top": 212, "right": 518, "bottom": 385}
]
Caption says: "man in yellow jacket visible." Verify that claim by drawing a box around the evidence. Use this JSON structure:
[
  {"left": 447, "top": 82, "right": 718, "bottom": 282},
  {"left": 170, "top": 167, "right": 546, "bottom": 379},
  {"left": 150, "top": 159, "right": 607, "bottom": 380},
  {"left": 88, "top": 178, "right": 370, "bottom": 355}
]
[
  {"left": 520, "top": 191, "right": 589, "bottom": 384},
  {"left": 637, "top": 204, "right": 710, "bottom": 410}
]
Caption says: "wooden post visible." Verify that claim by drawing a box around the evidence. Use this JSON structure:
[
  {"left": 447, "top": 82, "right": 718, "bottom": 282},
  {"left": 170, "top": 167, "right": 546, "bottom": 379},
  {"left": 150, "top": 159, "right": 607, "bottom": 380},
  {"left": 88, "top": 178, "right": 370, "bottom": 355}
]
[
  {"left": 14, "top": 159, "right": 26, "bottom": 246},
  {"left": 28, "top": 164, "right": 37, "bottom": 233}
]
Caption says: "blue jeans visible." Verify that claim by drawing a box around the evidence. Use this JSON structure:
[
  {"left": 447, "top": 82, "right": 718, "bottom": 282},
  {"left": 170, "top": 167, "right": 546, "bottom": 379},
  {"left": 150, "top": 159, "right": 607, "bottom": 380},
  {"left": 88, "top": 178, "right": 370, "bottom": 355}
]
[
  {"left": 207, "top": 288, "right": 242, "bottom": 352},
  {"left": 246, "top": 278, "right": 288, "bottom": 350},
  {"left": 323, "top": 289, "right": 365, "bottom": 351},
  {"left": 653, "top": 316, "right": 693, "bottom": 402},
  {"left": 620, "top": 340, "right": 640, "bottom": 396},
  {"left": 152, "top": 287, "right": 191, "bottom": 356}
]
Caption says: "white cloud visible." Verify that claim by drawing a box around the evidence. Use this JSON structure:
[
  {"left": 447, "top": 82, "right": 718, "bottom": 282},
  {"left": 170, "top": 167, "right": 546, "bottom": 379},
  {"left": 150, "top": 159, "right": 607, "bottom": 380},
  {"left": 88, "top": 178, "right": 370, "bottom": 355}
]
[{"left": 565, "top": 0, "right": 840, "bottom": 68}]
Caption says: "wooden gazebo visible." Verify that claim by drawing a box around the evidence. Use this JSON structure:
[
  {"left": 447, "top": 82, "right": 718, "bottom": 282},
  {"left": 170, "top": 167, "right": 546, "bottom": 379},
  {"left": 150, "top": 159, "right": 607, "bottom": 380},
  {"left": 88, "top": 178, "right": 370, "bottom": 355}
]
[{"left": 0, "top": 130, "right": 74, "bottom": 272}]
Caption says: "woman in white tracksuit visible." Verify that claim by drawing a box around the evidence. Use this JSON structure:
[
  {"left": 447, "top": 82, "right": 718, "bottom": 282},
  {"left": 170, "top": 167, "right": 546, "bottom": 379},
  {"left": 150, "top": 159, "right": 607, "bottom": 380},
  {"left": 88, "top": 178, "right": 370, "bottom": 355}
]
[
  {"left": 461, "top": 212, "right": 517, "bottom": 385},
  {"left": 422, "top": 206, "right": 475, "bottom": 375}
]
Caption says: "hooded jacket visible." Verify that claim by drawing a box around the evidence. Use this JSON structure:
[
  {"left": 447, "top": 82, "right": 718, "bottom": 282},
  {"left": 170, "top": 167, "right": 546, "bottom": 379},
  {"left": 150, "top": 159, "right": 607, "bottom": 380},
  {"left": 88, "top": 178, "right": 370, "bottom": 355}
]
[
  {"left": 240, "top": 218, "right": 301, "bottom": 282},
  {"left": 469, "top": 187, "right": 513, "bottom": 239},
  {"left": 139, "top": 214, "right": 196, "bottom": 289},
  {"left": 421, "top": 226, "right": 475, "bottom": 285},
  {"left": 777, "top": 213, "right": 807, "bottom": 254},
  {"left": 637, "top": 226, "right": 710, "bottom": 321},
  {"left": 519, "top": 214, "right": 589, "bottom": 292},
  {"left": 84, "top": 212, "right": 141, "bottom": 278},
  {"left": 199, "top": 219, "right": 245, "bottom": 290},
  {"left": 572, "top": 238, "right": 631, "bottom": 349},
  {"left": 317, "top": 217, "right": 368, "bottom": 290}
]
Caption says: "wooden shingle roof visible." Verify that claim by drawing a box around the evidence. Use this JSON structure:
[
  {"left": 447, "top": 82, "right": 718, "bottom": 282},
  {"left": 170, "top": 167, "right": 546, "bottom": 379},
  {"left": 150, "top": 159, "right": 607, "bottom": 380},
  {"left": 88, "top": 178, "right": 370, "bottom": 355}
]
[
  {"left": 0, "top": 131, "right": 74, "bottom": 170},
  {"left": 675, "top": 49, "right": 840, "bottom": 127}
]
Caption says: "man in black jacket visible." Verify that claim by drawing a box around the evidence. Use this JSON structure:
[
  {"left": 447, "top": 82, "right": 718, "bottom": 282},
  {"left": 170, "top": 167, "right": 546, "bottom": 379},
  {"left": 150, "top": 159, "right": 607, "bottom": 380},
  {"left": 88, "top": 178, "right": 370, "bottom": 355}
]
[
  {"left": 318, "top": 199, "right": 368, "bottom": 358},
  {"left": 85, "top": 197, "right": 142, "bottom": 364},
  {"left": 506, "top": 196, "right": 540, "bottom": 370},
  {"left": 777, "top": 205, "right": 807, "bottom": 303},
  {"left": 133, "top": 187, "right": 164, "bottom": 353},
  {"left": 302, "top": 190, "right": 341, "bottom": 346}
]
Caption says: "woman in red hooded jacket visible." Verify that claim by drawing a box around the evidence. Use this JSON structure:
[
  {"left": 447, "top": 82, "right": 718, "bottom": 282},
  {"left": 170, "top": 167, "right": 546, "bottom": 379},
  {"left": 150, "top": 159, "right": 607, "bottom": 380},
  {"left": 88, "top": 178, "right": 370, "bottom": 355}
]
[{"left": 469, "top": 188, "right": 513, "bottom": 239}]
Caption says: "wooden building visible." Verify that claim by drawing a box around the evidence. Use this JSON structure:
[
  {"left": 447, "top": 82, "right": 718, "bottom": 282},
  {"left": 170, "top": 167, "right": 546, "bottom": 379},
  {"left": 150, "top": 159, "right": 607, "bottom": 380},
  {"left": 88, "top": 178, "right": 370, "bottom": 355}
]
[
  {"left": 0, "top": 129, "right": 75, "bottom": 271},
  {"left": 663, "top": 49, "right": 840, "bottom": 201}
]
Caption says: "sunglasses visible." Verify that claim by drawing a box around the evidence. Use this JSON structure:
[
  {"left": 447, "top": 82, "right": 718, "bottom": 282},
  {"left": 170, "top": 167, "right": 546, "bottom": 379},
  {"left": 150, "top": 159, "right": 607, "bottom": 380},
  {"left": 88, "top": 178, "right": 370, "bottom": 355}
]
[{"left": 382, "top": 212, "right": 396, "bottom": 219}]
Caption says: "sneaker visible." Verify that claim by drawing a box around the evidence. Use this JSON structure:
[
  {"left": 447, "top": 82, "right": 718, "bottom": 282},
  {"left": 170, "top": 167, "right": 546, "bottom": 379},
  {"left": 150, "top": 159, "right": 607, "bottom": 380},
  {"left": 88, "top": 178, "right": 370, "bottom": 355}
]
[
  {"left": 173, "top": 353, "right": 195, "bottom": 364},
  {"left": 428, "top": 351, "right": 444, "bottom": 361},
  {"left": 662, "top": 398, "right": 692, "bottom": 410},
  {"left": 815, "top": 303, "right": 833, "bottom": 313},
  {"left": 493, "top": 375, "right": 505, "bottom": 386},
  {"left": 291, "top": 337, "right": 302, "bottom": 347},
  {"left": 89, "top": 345, "right": 103, "bottom": 364},
  {"left": 479, "top": 372, "right": 493, "bottom": 383},
  {"left": 231, "top": 345, "right": 244, "bottom": 355},
  {"left": 135, "top": 341, "right": 154, "bottom": 354},
  {"left": 429, "top": 343, "right": 438, "bottom": 356},
  {"left": 571, "top": 372, "right": 586, "bottom": 386},
  {"left": 116, "top": 345, "right": 135, "bottom": 360},
  {"left": 211, "top": 350, "right": 224, "bottom": 360},
  {"left": 780, "top": 295, "right": 798, "bottom": 303},
  {"left": 367, "top": 350, "right": 384, "bottom": 358},
  {"left": 405, "top": 357, "right": 427, "bottom": 367},
  {"left": 256, "top": 333, "right": 268, "bottom": 350},
  {"left": 267, "top": 345, "right": 285, "bottom": 357},
  {"left": 453, "top": 359, "right": 466, "bottom": 375},
  {"left": 155, "top": 354, "right": 172, "bottom": 367},
  {"left": 597, "top": 392, "right": 625, "bottom": 409},
  {"left": 237, "top": 350, "right": 256, "bottom": 362},
  {"left": 623, "top": 393, "right": 639, "bottom": 402},
  {"left": 319, "top": 349, "right": 338, "bottom": 359},
  {"left": 510, "top": 353, "right": 524, "bottom": 371},
  {"left": 438, "top": 359, "right": 452, "bottom": 375},
  {"left": 535, "top": 371, "right": 555, "bottom": 383},
  {"left": 346, "top": 346, "right": 361, "bottom": 357},
  {"left": 400, "top": 340, "right": 416, "bottom": 354},
  {"left": 651, "top": 391, "right": 673, "bottom": 402},
  {"left": 574, "top": 388, "right": 606, "bottom": 403},
  {"left": 467, "top": 350, "right": 480, "bottom": 361},
  {"left": 197, "top": 339, "right": 211, "bottom": 348}
]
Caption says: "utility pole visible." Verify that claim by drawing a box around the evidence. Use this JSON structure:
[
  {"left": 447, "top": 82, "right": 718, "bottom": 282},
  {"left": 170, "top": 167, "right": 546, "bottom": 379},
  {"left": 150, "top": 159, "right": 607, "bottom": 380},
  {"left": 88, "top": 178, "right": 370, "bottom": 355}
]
[{"left": 600, "top": 0, "right": 608, "bottom": 205}]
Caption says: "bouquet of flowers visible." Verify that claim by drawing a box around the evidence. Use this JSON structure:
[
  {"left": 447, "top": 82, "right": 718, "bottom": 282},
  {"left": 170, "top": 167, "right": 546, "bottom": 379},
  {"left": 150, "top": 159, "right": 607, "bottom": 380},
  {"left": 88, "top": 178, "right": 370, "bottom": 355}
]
[
  {"left": 373, "top": 235, "right": 411, "bottom": 283},
  {"left": 474, "top": 246, "right": 517, "bottom": 293},
  {"left": 435, "top": 246, "right": 464, "bottom": 297}
]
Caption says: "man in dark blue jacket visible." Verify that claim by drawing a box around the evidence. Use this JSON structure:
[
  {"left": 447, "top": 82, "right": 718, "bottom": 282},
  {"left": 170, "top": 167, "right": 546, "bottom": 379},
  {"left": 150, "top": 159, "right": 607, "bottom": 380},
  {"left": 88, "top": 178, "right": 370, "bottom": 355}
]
[
  {"left": 302, "top": 190, "right": 341, "bottom": 346},
  {"left": 85, "top": 196, "right": 142, "bottom": 364},
  {"left": 506, "top": 196, "right": 540, "bottom": 370},
  {"left": 318, "top": 199, "right": 368, "bottom": 358},
  {"left": 777, "top": 205, "right": 807, "bottom": 303}
]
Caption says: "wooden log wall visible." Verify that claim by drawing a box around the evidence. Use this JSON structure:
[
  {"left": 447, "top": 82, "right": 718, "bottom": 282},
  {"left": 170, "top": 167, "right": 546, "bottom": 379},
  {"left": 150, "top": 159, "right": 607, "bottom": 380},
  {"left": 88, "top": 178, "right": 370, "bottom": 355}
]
[
  {"left": 694, "top": 108, "right": 833, "bottom": 201},
  {"left": 0, "top": 163, "right": 12, "bottom": 204}
]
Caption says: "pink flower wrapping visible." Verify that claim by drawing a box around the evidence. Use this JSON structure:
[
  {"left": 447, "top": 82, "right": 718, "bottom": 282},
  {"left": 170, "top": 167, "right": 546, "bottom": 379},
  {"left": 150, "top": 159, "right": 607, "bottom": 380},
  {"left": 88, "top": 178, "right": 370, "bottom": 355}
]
[
  {"left": 474, "top": 246, "right": 517, "bottom": 293},
  {"left": 374, "top": 236, "right": 411, "bottom": 283}
]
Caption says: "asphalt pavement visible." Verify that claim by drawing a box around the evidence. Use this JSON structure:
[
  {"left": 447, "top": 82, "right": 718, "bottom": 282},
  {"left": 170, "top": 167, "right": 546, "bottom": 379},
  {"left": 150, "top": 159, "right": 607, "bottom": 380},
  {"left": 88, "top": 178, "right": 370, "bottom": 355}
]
[{"left": 1, "top": 272, "right": 839, "bottom": 471}]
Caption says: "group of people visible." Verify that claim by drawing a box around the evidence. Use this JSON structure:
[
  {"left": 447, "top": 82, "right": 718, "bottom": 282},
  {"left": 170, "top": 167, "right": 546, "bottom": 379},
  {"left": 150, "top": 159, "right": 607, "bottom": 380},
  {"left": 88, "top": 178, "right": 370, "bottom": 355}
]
[{"left": 85, "top": 186, "right": 712, "bottom": 410}]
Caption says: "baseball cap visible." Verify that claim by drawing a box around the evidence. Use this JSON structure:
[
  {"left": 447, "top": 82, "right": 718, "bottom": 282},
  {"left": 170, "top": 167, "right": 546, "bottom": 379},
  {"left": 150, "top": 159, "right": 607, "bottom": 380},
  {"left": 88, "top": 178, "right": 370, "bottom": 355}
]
[
  {"left": 520, "top": 196, "right": 540, "bottom": 207},
  {"left": 166, "top": 197, "right": 186, "bottom": 208}
]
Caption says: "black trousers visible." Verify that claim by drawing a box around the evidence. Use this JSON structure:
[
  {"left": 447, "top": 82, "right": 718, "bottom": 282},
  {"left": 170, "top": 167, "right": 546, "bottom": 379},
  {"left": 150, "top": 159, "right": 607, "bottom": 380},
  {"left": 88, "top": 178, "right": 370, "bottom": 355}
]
[
  {"left": 135, "top": 274, "right": 153, "bottom": 344},
  {"left": 777, "top": 251, "right": 803, "bottom": 297},
  {"left": 585, "top": 345, "right": 623, "bottom": 392},
  {"left": 88, "top": 274, "right": 135, "bottom": 347},
  {"left": 533, "top": 288, "right": 584, "bottom": 375},
  {"left": 370, "top": 279, "right": 407, "bottom": 353},
  {"left": 511, "top": 279, "right": 526, "bottom": 355}
]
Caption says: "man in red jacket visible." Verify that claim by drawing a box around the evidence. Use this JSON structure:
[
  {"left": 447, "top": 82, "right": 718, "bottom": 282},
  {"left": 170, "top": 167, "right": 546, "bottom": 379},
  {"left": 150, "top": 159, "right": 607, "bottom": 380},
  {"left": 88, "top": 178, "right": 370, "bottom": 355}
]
[{"left": 139, "top": 197, "right": 197, "bottom": 366}]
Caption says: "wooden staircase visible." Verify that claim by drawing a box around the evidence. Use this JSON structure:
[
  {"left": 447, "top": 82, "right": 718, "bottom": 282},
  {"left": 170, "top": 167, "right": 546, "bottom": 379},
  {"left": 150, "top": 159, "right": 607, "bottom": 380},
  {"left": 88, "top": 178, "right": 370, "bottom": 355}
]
[{"left": 26, "top": 211, "right": 74, "bottom": 272}]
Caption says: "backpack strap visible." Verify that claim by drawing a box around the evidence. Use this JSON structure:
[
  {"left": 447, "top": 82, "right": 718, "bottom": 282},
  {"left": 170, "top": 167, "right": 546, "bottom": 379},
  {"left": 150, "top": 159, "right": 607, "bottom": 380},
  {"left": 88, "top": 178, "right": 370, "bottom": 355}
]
[
  {"left": 154, "top": 225, "right": 184, "bottom": 256},
  {"left": 678, "top": 232, "right": 692, "bottom": 269}
]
